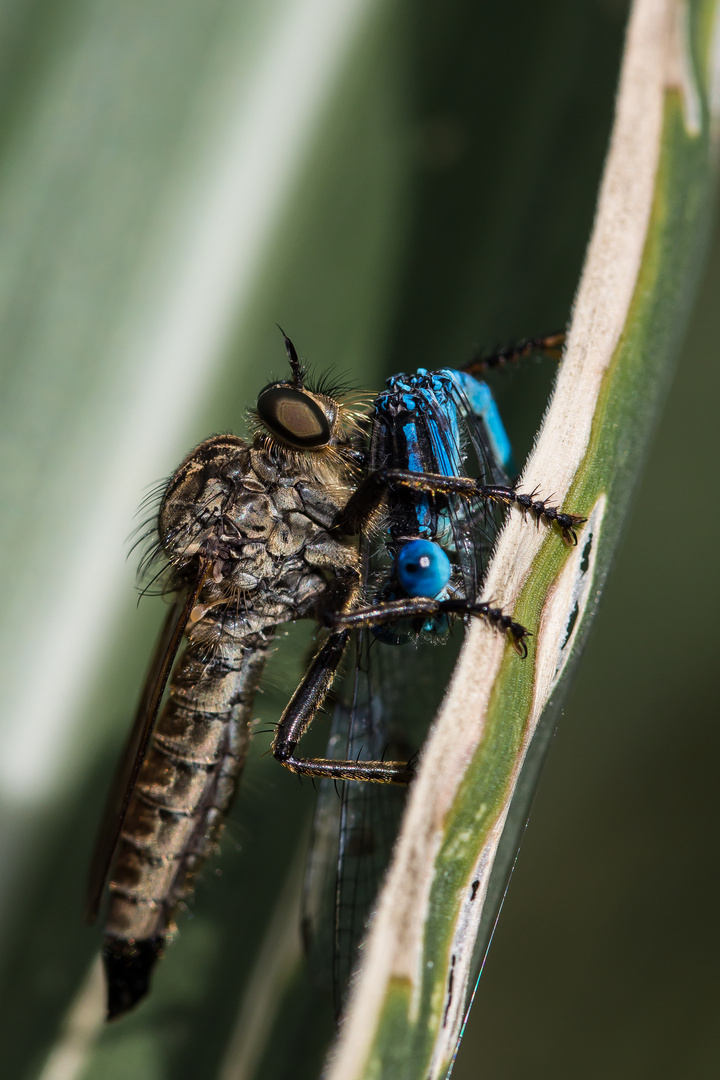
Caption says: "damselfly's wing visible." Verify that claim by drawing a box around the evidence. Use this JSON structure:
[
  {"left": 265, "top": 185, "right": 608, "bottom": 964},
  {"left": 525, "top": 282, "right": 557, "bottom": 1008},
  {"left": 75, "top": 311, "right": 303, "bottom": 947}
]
[
  {"left": 303, "top": 629, "right": 458, "bottom": 1015},
  {"left": 302, "top": 523, "right": 429, "bottom": 1012},
  {"left": 301, "top": 701, "right": 349, "bottom": 977},
  {"left": 444, "top": 372, "right": 512, "bottom": 599},
  {"left": 302, "top": 632, "right": 432, "bottom": 1014},
  {"left": 85, "top": 565, "right": 207, "bottom": 922},
  {"left": 332, "top": 632, "right": 425, "bottom": 1011},
  {"left": 304, "top": 367, "right": 516, "bottom": 1014}
]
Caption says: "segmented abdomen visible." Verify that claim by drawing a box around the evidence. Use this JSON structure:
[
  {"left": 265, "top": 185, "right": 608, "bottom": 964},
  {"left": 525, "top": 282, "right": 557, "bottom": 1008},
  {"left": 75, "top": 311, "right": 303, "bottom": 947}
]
[{"left": 104, "top": 610, "right": 271, "bottom": 946}]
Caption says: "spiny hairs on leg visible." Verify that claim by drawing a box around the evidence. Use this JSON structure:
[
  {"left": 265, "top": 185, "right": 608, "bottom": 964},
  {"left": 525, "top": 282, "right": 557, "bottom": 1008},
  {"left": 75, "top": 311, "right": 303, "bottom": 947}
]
[
  {"left": 478, "top": 484, "right": 585, "bottom": 545},
  {"left": 469, "top": 601, "right": 530, "bottom": 658},
  {"left": 439, "top": 597, "right": 530, "bottom": 658}
]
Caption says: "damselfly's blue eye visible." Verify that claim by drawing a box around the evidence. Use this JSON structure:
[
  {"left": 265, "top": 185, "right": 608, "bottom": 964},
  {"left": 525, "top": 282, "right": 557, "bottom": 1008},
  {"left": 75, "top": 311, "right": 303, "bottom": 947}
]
[{"left": 396, "top": 539, "right": 451, "bottom": 598}]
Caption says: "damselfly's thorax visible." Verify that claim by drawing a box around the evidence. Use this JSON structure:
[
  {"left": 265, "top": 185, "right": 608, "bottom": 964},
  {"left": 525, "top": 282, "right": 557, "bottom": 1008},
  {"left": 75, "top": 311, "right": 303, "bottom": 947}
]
[{"left": 369, "top": 368, "right": 510, "bottom": 551}]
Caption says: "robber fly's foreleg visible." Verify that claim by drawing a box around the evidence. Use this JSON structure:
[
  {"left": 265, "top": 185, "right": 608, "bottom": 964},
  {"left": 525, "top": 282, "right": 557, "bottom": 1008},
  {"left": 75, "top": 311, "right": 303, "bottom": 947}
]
[
  {"left": 271, "top": 582, "right": 415, "bottom": 785},
  {"left": 461, "top": 331, "right": 565, "bottom": 375},
  {"left": 336, "top": 469, "right": 585, "bottom": 544},
  {"left": 321, "top": 596, "right": 530, "bottom": 658}
]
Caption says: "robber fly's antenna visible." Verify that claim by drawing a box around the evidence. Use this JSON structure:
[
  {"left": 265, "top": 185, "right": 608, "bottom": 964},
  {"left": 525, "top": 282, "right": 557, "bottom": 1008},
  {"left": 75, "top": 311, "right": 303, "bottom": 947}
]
[{"left": 277, "top": 325, "right": 305, "bottom": 388}]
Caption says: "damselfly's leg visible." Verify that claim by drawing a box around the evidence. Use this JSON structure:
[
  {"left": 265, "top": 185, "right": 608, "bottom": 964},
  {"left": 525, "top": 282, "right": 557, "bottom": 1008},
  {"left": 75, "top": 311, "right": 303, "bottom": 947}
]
[
  {"left": 336, "top": 468, "right": 585, "bottom": 544},
  {"left": 462, "top": 331, "right": 565, "bottom": 375},
  {"left": 271, "top": 629, "right": 415, "bottom": 784},
  {"left": 321, "top": 596, "right": 530, "bottom": 657}
]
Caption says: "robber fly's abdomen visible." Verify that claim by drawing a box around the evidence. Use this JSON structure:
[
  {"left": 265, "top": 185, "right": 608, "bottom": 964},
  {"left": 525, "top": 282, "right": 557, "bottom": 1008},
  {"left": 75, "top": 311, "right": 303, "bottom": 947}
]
[{"left": 102, "top": 610, "right": 271, "bottom": 1013}]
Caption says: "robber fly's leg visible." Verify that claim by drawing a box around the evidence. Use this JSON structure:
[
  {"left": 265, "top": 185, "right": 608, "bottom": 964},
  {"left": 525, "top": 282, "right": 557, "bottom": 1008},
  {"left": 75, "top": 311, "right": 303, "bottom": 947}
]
[
  {"left": 336, "top": 469, "right": 585, "bottom": 544},
  {"left": 272, "top": 630, "right": 348, "bottom": 768},
  {"left": 271, "top": 632, "right": 414, "bottom": 785},
  {"left": 471, "top": 483, "right": 585, "bottom": 543},
  {"left": 323, "top": 596, "right": 530, "bottom": 657},
  {"left": 461, "top": 331, "right": 565, "bottom": 376}
]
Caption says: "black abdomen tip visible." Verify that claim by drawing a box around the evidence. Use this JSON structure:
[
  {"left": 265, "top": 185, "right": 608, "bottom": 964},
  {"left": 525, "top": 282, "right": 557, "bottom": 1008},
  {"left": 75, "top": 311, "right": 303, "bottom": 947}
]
[{"left": 102, "top": 936, "right": 164, "bottom": 1020}]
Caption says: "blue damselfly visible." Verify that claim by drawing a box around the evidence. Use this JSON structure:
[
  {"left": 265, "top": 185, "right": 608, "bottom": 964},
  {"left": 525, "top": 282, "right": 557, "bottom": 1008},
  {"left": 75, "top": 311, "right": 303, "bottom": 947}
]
[{"left": 304, "top": 338, "right": 582, "bottom": 1013}]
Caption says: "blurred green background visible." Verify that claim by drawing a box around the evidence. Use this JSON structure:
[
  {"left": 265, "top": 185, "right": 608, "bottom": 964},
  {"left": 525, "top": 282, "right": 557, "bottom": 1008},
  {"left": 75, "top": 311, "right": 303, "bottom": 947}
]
[{"left": 0, "top": 0, "right": 717, "bottom": 1076}]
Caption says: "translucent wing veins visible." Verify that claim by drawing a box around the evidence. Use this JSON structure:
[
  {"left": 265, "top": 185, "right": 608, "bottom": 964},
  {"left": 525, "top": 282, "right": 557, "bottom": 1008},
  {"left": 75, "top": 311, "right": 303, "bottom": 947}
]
[{"left": 85, "top": 563, "right": 208, "bottom": 923}]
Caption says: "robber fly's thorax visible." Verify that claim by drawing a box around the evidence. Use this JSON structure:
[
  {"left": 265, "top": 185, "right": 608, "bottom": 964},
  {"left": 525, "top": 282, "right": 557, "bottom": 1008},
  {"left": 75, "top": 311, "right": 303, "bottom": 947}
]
[{"left": 157, "top": 435, "right": 358, "bottom": 629}]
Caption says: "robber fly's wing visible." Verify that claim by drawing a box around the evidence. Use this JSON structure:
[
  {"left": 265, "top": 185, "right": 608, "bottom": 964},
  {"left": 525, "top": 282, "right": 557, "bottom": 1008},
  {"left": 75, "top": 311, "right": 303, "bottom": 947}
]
[{"left": 85, "top": 563, "right": 207, "bottom": 922}]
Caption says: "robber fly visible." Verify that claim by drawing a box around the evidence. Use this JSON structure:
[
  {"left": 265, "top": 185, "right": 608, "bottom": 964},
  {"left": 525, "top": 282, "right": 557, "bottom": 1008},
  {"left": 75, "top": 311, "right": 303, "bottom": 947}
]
[
  {"left": 86, "top": 333, "right": 372, "bottom": 1018},
  {"left": 88, "top": 330, "right": 581, "bottom": 1021}
]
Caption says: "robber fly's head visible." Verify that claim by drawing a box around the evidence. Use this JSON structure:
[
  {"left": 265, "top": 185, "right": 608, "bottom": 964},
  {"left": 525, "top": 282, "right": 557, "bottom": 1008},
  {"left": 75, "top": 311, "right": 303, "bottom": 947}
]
[{"left": 250, "top": 330, "right": 367, "bottom": 482}]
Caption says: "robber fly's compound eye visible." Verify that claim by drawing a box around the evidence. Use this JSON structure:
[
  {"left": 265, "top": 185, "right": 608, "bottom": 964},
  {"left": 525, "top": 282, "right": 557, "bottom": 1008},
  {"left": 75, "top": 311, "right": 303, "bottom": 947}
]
[{"left": 256, "top": 386, "right": 332, "bottom": 449}]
